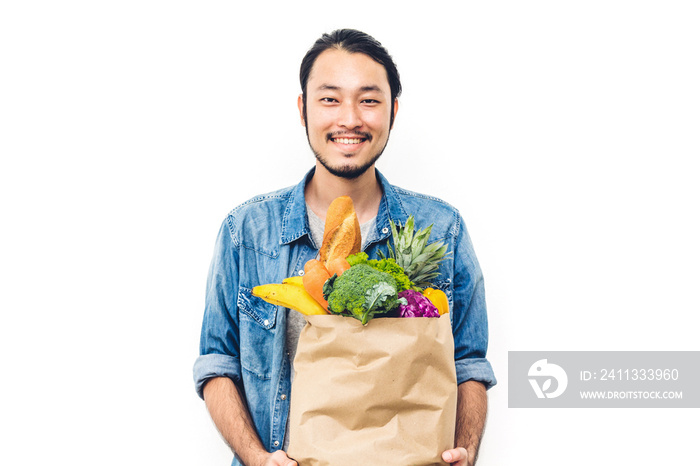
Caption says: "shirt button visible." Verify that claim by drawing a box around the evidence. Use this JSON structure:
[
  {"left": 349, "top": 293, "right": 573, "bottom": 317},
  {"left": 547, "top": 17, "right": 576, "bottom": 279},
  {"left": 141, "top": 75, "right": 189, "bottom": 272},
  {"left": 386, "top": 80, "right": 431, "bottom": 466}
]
[
  {"left": 281, "top": 394, "right": 287, "bottom": 400},
  {"left": 382, "top": 227, "right": 389, "bottom": 234},
  {"left": 299, "top": 270, "right": 305, "bottom": 276},
  {"left": 273, "top": 441, "right": 279, "bottom": 447},
  {"left": 263, "top": 319, "right": 270, "bottom": 326}
]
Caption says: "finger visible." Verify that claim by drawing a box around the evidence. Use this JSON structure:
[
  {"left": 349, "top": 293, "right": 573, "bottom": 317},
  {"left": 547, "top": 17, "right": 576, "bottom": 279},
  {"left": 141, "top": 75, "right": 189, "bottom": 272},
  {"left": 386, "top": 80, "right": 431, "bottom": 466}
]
[
  {"left": 442, "top": 447, "right": 468, "bottom": 464},
  {"left": 283, "top": 453, "right": 297, "bottom": 466}
]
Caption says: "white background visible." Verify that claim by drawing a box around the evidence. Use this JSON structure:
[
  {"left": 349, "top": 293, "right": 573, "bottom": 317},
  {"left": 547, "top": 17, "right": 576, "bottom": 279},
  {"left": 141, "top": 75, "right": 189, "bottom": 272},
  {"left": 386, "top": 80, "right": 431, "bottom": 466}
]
[{"left": 1, "top": 1, "right": 698, "bottom": 465}]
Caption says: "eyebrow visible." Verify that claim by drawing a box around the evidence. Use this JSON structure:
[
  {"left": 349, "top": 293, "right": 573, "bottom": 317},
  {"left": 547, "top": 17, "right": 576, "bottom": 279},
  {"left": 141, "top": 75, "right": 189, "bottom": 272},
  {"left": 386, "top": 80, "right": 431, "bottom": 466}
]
[{"left": 316, "top": 84, "right": 385, "bottom": 94}]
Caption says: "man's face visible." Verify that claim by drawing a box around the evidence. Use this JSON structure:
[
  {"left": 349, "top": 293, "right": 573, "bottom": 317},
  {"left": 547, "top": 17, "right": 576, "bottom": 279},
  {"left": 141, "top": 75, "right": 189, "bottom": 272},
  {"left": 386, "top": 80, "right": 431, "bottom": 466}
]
[{"left": 299, "top": 49, "right": 398, "bottom": 179}]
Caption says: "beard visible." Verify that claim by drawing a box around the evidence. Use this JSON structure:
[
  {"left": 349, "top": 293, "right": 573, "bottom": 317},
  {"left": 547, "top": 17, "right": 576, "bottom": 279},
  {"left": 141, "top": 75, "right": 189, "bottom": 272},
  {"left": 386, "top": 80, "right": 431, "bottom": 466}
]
[{"left": 306, "top": 128, "right": 391, "bottom": 180}]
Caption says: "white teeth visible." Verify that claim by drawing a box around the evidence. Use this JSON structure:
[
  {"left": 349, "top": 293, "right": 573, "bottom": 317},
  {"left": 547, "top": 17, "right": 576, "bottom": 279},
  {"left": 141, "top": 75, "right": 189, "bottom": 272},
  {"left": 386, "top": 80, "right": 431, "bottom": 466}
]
[{"left": 334, "top": 138, "right": 363, "bottom": 144}]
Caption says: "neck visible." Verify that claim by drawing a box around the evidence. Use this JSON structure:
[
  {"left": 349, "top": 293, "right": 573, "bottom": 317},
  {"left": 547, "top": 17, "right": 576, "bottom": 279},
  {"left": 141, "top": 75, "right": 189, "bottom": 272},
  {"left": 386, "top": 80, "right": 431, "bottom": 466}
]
[{"left": 305, "top": 163, "right": 382, "bottom": 224}]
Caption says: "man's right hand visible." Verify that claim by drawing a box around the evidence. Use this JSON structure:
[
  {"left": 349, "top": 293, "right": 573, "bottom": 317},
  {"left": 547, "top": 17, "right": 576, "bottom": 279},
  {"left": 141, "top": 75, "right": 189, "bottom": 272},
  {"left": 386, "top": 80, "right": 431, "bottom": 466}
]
[
  {"left": 203, "top": 377, "right": 296, "bottom": 466},
  {"left": 263, "top": 450, "right": 297, "bottom": 466}
]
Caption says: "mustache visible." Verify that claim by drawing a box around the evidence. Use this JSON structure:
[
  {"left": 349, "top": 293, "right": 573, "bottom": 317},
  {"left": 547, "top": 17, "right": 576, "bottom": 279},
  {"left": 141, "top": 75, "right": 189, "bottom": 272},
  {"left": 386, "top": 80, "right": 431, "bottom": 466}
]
[{"left": 326, "top": 131, "right": 373, "bottom": 142}]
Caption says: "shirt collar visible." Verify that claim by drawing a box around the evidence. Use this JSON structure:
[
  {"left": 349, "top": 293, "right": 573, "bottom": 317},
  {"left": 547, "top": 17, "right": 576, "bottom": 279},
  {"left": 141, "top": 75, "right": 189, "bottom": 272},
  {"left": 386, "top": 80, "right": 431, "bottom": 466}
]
[
  {"left": 279, "top": 167, "right": 410, "bottom": 246},
  {"left": 279, "top": 169, "right": 314, "bottom": 245}
]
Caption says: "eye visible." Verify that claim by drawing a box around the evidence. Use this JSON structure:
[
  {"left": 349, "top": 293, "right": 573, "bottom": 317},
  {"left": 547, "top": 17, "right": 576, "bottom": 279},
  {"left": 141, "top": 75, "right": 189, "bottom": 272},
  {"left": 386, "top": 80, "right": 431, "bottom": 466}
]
[
  {"left": 320, "top": 97, "right": 338, "bottom": 103},
  {"left": 361, "top": 99, "right": 380, "bottom": 104}
]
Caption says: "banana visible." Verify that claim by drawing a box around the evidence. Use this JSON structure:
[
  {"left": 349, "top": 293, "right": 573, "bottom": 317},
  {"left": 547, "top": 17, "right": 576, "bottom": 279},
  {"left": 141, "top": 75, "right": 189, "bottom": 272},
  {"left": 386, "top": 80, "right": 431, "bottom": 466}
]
[
  {"left": 252, "top": 283, "right": 329, "bottom": 316},
  {"left": 282, "top": 276, "right": 304, "bottom": 287}
]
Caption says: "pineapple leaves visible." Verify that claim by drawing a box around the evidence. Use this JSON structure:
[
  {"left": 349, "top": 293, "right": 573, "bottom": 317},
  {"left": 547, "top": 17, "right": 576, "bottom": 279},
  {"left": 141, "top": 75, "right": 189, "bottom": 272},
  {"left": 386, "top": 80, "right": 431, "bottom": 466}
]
[{"left": 383, "top": 215, "right": 450, "bottom": 289}]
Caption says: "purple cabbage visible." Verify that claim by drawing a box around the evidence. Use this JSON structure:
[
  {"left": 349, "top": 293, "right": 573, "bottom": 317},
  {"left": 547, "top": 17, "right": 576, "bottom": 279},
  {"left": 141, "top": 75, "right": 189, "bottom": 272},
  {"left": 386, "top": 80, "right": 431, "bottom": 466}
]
[{"left": 398, "top": 290, "right": 439, "bottom": 318}]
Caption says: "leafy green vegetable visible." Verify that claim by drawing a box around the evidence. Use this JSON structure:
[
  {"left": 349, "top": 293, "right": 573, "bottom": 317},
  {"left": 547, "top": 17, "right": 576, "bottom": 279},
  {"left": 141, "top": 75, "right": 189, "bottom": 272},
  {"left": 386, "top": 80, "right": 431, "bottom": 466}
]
[
  {"left": 346, "top": 252, "right": 369, "bottom": 267},
  {"left": 324, "top": 263, "right": 402, "bottom": 325},
  {"left": 345, "top": 252, "right": 414, "bottom": 292},
  {"left": 365, "top": 282, "right": 400, "bottom": 315},
  {"left": 367, "top": 258, "right": 413, "bottom": 292}
]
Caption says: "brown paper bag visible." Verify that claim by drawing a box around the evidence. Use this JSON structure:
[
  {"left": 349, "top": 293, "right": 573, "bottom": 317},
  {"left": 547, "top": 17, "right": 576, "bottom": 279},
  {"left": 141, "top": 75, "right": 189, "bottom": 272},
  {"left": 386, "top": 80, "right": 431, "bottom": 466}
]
[{"left": 287, "top": 314, "right": 457, "bottom": 466}]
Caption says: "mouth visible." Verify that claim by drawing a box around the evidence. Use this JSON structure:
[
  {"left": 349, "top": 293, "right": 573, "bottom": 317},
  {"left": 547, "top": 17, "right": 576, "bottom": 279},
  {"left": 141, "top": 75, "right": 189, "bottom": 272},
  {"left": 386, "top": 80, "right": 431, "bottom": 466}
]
[
  {"left": 327, "top": 132, "right": 372, "bottom": 146},
  {"left": 331, "top": 137, "right": 366, "bottom": 144}
]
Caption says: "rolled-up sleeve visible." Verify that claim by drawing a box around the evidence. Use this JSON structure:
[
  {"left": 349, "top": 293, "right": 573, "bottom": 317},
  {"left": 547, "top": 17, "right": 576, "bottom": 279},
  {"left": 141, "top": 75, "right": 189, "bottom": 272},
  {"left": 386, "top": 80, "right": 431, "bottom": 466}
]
[
  {"left": 193, "top": 353, "right": 242, "bottom": 399},
  {"left": 455, "top": 358, "right": 497, "bottom": 389},
  {"left": 193, "top": 217, "right": 242, "bottom": 399},
  {"left": 450, "top": 213, "right": 497, "bottom": 389}
]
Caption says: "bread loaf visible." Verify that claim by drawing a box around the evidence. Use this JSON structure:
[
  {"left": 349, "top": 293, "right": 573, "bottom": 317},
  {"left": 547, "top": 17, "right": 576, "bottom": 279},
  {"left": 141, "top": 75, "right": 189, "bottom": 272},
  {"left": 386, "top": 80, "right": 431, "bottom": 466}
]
[{"left": 318, "top": 196, "right": 361, "bottom": 267}]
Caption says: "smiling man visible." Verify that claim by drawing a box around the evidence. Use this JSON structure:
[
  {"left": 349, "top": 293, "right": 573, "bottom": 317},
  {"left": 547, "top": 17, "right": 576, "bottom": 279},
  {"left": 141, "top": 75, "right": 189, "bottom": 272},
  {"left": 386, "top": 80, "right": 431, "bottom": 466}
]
[
  {"left": 301, "top": 50, "right": 395, "bottom": 182},
  {"left": 194, "top": 29, "right": 496, "bottom": 466}
]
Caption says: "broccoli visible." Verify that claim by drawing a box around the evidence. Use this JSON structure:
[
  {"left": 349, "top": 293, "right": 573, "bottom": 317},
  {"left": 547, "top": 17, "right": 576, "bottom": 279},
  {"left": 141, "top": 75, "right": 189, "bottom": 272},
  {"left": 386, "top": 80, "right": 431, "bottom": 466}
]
[
  {"left": 345, "top": 252, "right": 414, "bottom": 292},
  {"left": 323, "top": 263, "right": 404, "bottom": 325}
]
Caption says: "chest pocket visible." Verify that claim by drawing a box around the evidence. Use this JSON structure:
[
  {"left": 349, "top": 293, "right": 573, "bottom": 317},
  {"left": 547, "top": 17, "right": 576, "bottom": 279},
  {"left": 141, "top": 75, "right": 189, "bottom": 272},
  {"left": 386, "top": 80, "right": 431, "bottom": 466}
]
[{"left": 237, "top": 286, "right": 277, "bottom": 379}]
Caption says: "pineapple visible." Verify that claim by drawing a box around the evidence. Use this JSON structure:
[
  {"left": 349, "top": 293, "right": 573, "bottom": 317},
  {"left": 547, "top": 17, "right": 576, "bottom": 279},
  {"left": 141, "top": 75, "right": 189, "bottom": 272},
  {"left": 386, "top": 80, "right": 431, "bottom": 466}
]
[{"left": 378, "top": 216, "right": 449, "bottom": 290}]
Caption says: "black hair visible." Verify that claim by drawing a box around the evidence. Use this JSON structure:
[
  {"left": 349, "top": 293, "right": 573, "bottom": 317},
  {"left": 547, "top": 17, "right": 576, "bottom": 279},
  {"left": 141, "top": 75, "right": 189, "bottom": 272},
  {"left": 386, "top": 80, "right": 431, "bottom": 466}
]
[{"left": 299, "top": 29, "right": 402, "bottom": 127}]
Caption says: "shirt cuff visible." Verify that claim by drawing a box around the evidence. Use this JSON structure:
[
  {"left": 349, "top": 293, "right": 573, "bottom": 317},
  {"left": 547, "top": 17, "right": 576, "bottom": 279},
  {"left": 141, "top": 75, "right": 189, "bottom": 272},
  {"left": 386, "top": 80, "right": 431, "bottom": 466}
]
[
  {"left": 455, "top": 357, "right": 497, "bottom": 389},
  {"left": 193, "top": 353, "right": 242, "bottom": 399}
]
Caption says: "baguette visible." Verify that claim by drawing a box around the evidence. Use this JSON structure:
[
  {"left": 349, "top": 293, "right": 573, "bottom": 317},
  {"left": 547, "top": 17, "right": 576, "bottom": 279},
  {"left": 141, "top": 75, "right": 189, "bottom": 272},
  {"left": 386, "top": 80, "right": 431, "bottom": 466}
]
[{"left": 318, "top": 196, "right": 362, "bottom": 267}]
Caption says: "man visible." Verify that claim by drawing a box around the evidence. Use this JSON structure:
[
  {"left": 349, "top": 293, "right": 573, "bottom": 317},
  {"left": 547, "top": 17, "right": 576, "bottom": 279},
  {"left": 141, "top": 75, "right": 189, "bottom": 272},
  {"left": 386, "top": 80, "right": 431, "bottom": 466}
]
[{"left": 194, "top": 29, "right": 496, "bottom": 466}]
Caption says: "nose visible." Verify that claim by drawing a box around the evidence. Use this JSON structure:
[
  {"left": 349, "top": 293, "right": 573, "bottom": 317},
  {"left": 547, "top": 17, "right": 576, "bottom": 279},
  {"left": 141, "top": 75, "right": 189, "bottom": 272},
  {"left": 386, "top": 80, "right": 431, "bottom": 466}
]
[{"left": 337, "top": 101, "right": 362, "bottom": 129}]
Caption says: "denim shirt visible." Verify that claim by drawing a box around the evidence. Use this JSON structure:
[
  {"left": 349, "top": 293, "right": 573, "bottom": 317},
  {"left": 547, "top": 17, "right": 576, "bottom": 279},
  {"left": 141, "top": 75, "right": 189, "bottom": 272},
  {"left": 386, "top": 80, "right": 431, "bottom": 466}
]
[{"left": 193, "top": 168, "right": 496, "bottom": 465}]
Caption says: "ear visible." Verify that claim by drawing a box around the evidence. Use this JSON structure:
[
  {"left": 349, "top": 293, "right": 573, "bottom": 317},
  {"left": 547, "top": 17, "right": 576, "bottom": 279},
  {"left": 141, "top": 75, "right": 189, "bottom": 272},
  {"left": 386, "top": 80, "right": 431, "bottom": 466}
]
[
  {"left": 297, "top": 94, "right": 306, "bottom": 127},
  {"left": 390, "top": 98, "right": 399, "bottom": 129}
]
